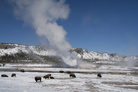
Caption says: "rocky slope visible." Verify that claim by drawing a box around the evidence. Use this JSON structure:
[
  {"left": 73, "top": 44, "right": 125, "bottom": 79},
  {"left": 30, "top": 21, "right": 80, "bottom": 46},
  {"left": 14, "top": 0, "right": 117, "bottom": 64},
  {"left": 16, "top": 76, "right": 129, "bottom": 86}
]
[{"left": 0, "top": 43, "right": 138, "bottom": 64}]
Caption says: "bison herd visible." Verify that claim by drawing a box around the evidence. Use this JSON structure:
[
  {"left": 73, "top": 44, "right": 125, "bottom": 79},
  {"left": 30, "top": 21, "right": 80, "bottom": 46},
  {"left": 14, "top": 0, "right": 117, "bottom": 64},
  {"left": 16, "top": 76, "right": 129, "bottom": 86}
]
[
  {"left": 34, "top": 70, "right": 102, "bottom": 82},
  {"left": 1, "top": 73, "right": 16, "bottom": 77},
  {"left": 1, "top": 69, "right": 24, "bottom": 78},
  {"left": 1, "top": 69, "right": 102, "bottom": 82},
  {"left": 34, "top": 72, "right": 76, "bottom": 82}
]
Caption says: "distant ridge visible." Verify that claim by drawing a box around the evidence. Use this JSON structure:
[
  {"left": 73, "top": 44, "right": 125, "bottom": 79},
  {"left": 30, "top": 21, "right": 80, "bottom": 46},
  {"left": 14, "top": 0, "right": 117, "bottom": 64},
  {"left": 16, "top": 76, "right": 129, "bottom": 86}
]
[{"left": 0, "top": 43, "right": 138, "bottom": 65}]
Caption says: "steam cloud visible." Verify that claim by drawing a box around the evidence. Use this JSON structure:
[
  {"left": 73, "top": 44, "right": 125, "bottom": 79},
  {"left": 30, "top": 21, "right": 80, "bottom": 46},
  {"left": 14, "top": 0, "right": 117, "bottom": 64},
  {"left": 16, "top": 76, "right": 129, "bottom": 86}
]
[{"left": 11, "top": 0, "right": 77, "bottom": 67}]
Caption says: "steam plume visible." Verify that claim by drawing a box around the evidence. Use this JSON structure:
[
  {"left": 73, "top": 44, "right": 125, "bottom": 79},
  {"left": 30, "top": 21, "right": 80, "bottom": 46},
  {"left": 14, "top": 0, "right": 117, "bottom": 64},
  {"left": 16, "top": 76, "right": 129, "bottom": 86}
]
[{"left": 11, "top": 0, "right": 77, "bottom": 66}]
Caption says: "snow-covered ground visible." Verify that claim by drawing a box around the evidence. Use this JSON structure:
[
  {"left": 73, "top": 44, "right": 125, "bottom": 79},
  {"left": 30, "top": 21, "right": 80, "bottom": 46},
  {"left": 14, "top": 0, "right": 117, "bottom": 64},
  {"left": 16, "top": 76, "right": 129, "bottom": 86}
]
[{"left": 0, "top": 63, "right": 138, "bottom": 92}]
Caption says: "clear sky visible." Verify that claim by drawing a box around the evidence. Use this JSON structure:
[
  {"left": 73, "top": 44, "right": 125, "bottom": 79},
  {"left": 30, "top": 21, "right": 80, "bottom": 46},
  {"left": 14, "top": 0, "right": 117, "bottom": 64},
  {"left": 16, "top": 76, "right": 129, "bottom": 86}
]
[{"left": 0, "top": 0, "right": 138, "bottom": 56}]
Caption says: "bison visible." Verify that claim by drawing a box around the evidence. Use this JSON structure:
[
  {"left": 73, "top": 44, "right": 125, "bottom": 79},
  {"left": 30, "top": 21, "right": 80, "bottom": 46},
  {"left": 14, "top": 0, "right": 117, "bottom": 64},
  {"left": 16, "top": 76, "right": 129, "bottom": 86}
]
[
  {"left": 20, "top": 69, "right": 25, "bottom": 72},
  {"left": 1, "top": 74, "right": 8, "bottom": 77},
  {"left": 11, "top": 73, "right": 16, "bottom": 77},
  {"left": 66, "top": 71, "right": 72, "bottom": 74},
  {"left": 43, "top": 74, "right": 51, "bottom": 79},
  {"left": 97, "top": 73, "right": 102, "bottom": 78},
  {"left": 70, "top": 73, "right": 76, "bottom": 78},
  {"left": 35, "top": 76, "right": 41, "bottom": 82},
  {"left": 50, "top": 76, "right": 54, "bottom": 79},
  {"left": 59, "top": 70, "right": 64, "bottom": 73}
]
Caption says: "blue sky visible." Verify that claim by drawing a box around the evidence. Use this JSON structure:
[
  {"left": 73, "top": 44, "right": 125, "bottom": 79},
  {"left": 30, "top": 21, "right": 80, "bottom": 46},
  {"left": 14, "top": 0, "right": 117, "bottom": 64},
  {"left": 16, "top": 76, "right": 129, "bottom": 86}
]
[{"left": 0, "top": 0, "right": 138, "bottom": 56}]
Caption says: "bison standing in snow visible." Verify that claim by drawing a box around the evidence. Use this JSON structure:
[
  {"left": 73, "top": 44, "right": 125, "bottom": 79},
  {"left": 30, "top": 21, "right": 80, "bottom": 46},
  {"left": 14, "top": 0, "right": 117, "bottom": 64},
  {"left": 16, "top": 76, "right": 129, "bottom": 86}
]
[
  {"left": 49, "top": 76, "right": 54, "bottom": 79},
  {"left": 11, "top": 73, "right": 16, "bottom": 77},
  {"left": 70, "top": 73, "right": 76, "bottom": 78},
  {"left": 20, "top": 69, "right": 25, "bottom": 72},
  {"left": 59, "top": 70, "right": 64, "bottom": 73},
  {"left": 1, "top": 74, "right": 8, "bottom": 77},
  {"left": 97, "top": 73, "right": 102, "bottom": 78},
  {"left": 66, "top": 71, "right": 72, "bottom": 74},
  {"left": 35, "top": 76, "right": 41, "bottom": 82},
  {"left": 43, "top": 74, "right": 51, "bottom": 79}
]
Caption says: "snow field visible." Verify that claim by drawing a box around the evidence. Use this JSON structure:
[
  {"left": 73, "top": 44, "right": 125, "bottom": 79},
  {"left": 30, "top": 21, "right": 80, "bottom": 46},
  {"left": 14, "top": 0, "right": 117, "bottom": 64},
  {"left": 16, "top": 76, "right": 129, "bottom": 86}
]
[{"left": 0, "top": 69, "right": 138, "bottom": 92}]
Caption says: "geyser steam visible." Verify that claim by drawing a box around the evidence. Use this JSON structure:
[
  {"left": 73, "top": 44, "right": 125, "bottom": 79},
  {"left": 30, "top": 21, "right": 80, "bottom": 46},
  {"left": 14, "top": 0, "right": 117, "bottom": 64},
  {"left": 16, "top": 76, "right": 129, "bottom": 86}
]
[{"left": 11, "top": 0, "right": 77, "bottom": 66}]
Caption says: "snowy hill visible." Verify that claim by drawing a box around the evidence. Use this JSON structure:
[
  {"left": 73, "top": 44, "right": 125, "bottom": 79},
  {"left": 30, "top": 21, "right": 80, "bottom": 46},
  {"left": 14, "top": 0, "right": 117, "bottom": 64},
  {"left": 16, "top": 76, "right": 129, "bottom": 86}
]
[
  {"left": 0, "top": 43, "right": 61, "bottom": 64},
  {"left": 0, "top": 43, "right": 138, "bottom": 64},
  {"left": 71, "top": 48, "right": 138, "bottom": 62},
  {"left": 0, "top": 43, "right": 55, "bottom": 56}
]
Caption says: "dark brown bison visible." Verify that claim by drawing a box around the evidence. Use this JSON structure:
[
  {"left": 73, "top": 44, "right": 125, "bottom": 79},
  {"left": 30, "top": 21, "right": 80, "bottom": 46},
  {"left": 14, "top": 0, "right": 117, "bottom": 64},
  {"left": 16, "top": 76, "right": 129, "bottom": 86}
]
[
  {"left": 1, "top": 74, "right": 8, "bottom": 77},
  {"left": 20, "top": 69, "right": 25, "bottom": 72},
  {"left": 59, "top": 70, "right": 64, "bottom": 73},
  {"left": 11, "top": 73, "right": 16, "bottom": 77},
  {"left": 50, "top": 76, "right": 54, "bottom": 79},
  {"left": 66, "top": 71, "right": 72, "bottom": 74},
  {"left": 43, "top": 74, "right": 51, "bottom": 79},
  {"left": 97, "top": 73, "right": 102, "bottom": 78},
  {"left": 70, "top": 73, "right": 76, "bottom": 78},
  {"left": 35, "top": 76, "right": 41, "bottom": 82}
]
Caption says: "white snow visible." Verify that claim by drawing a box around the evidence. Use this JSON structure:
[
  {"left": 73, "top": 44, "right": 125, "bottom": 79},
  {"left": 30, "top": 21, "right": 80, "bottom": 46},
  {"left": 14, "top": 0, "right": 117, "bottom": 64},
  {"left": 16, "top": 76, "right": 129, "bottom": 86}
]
[
  {"left": 0, "top": 44, "right": 56, "bottom": 56},
  {"left": 83, "top": 51, "right": 110, "bottom": 60},
  {"left": 0, "top": 63, "right": 138, "bottom": 92}
]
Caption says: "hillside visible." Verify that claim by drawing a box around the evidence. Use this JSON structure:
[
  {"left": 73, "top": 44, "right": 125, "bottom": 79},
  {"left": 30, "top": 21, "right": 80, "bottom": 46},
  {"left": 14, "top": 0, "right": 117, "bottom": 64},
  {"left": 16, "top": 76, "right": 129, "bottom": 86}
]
[
  {"left": 71, "top": 48, "right": 138, "bottom": 62},
  {"left": 0, "top": 43, "right": 61, "bottom": 64},
  {"left": 0, "top": 43, "right": 138, "bottom": 66}
]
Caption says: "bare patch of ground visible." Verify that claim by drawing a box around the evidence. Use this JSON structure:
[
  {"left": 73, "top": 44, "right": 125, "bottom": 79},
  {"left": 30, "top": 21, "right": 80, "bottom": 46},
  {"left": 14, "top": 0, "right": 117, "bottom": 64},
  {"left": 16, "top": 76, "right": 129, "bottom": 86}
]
[
  {"left": 102, "top": 81, "right": 138, "bottom": 85},
  {"left": 120, "top": 86, "right": 138, "bottom": 90},
  {"left": 12, "top": 66, "right": 51, "bottom": 68},
  {"left": 56, "top": 78, "right": 73, "bottom": 80},
  {"left": 102, "top": 81, "right": 138, "bottom": 90}
]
